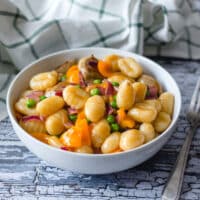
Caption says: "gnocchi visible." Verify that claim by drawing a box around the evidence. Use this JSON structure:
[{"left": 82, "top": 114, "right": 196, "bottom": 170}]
[
  {"left": 138, "top": 74, "right": 163, "bottom": 95},
  {"left": 36, "top": 96, "right": 65, "bottom": 116},
  {"left": 85, "top": 95, "right": 106, "bottom": 122},
  {"left": 116, "top": 80, "right": 135, "bottom": 110},
  {"left": 143, "top": 99, "right": 162, "bottom": 112},
  {"left": 118, "top": 57, "right": 143, "bottom": 78},
  {"left": 15, "top": 98, "right": 38, "bottom": 116},
  {"left": 45, "top": 109, "right": 68, "bottom": 135},
  {"left": 128, "top": 103, "right": 157, "bottom": 123},
  {"left": 101, "top": 132, "right": 120, "bottom": 154},
  {"left": 63, "top": 85, "right": 89, "bottom": 109},
  {"left": 139, "top": 123, "right": 155, "bottom": 143},
  {"left": 154, "top": 112, "right": 171, "bottom": 133},
  {"left": 19, "top": 117, "right": 46, "bottom": 134},
  {"left": 30, "top": 71, "right": 58, "bottom": 90},
  {"left": 132, "top": 82, "right": 147, "bottom": 103},
  {"left": 120, "top": 129, "right": 144, "bottom": 151},
  {"left": 15, "top": 54, "right": 174, "bottom": 154},
  {"left": 91, "top": 119, "right": 110, "bottom": 148},
  {"left": 159, "top": 92, "right": 174, "bottom": 116},
  {"left": 104, "top": 54, "right": 121, "bottom": 72},
  {"left": 108, "top": 72, "right": 134, "bottom": 84},
  {"left": 31, "top": 132, "right": 49, "bottom": 144}
]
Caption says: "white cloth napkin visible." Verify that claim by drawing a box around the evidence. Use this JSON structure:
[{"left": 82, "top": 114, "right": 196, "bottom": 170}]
[{"left": 0, "top": 0, "right": 200, "bottom": 119}]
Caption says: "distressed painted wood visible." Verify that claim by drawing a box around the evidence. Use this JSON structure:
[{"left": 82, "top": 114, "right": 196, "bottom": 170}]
[{"left": 0, "top": 59, "right": 200, "bottom": 200}]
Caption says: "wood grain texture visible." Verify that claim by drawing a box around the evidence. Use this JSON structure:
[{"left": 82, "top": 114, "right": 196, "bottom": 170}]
[{"left": 0, "top": 59, "right": 200, "bottom": 200}]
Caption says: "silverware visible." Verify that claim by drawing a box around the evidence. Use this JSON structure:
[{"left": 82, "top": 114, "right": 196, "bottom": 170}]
[{"left": 162, "top": 77, "right": 200, "bottom": 200}]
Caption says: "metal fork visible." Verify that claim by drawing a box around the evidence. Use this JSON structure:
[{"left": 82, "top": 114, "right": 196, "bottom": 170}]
[{"left": 162, "top": 77, "right": 200, "bottom": 200}]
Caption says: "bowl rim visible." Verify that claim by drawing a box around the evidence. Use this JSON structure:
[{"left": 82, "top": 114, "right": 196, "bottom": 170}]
[{"left": 7, "top": 47, "right": 182, "bottom": 158}]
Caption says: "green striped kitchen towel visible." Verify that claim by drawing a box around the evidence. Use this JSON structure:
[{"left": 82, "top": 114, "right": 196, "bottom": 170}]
[{"left": 0, "top": 0, "right": 200, "bottom": 120}]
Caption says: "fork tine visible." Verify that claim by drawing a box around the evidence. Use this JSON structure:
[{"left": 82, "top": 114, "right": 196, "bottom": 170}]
[
  {"left": 195, "top": 84, "right": 200, "bottom": 112},
  {"left": 189, "top": 77, "right": 200, "bottom": 111}
]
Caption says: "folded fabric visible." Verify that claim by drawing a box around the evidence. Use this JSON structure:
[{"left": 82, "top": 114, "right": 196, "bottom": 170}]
[{"left": 0, "top": 0, "right": 200, "bottom": 119}]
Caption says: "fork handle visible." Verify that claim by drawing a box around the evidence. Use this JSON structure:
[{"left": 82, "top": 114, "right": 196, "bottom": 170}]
[{"left": 162, "top": 126, "right": 196, "bottom": 200}]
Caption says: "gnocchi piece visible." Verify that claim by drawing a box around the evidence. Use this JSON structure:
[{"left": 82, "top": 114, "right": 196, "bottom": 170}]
[
  {"left": 91, "top": 119, "right": 110, "bottom": 148},
  {"left": 118, "top": 57, "right": 143, "bottom": 78},
  {"left": 20, "top": 118, "right": 46, "bottom": 134},
  {"left": 104, "top": 54, "right": 121, "bottom": 72},
  {"left": 85, "top": 95, "right": 106, "bottom": 122},
  {"left": 128, "top": 103, "right": 157, "bottom": 123},
  {"left": 101, "top": 132, "right": 121, "bottom": 154},
  {"left": 138, "top": 74, "right": 162, "bottom": 94},
  {"left": 120, "top": 129, "right": 144, "bottom": 151},
  {"left": 45, "top": 109, "right": 68, "bottom": 135},
  {"left": 21, "top": 90, "right": 34, "bottom": 97},
  {"left": 36, "top": 96, "right": 65, "bottom": 116},
  {"left": 108, "top": 72, "right": 134, "bottom": 84},
  {"left": 116, "top": 80, "right": 135, "bottom": 109},
  {"left": 21, "top": 90, "right": 44, "bottom": 100},
  {"left": 138, "top": 74, "right": 156, "bottom": 86},
  {"left": 143, "top": 99, "right": 162, "bottom": 112},
  {"left": 47, "top": 136, "right": 63, "bottom": 148},
  {"left": 134, "top": 102, "right": 157, "bottom": 110},
  {"left": 45, "top": 81, "right": 67, "bottom": 97},
  {"left": 139, "top": 123, "right": 155, "bottom": 143},
  {"left": 15, "top": 98, "right": 38, "bottom": 115},
  {"left": 132, "top": 82, "right": 147, "bottom": 103},
  {"left": 154, "top": 112, "right": 171, "bottom": 133},
  {"left": 75, "top": 145, "right": 93, "bottom": 154},
  {"left": 30, "top": 71, "right": 58, "bottom": 90},
  {"left": 31, "top": 132, "right": 49, "bottom": 144},
  {"left": 159, "top": 92, "right": 174, "bottom": 116},
  {"left": 63, "top": 85, "right": 89, "bottom": 109}
]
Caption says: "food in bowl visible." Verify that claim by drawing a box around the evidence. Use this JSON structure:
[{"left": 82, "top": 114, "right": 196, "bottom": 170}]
[{"left": 14, "top": 54, "right": 174, "bottom": 154}]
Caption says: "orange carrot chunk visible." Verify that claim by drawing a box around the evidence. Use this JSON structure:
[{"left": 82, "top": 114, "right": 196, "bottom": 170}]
[
  {"left": 76, "top": 118, "right": 91, "bottom": 146},
  {"left": 121, "top": 116, "right": 135, "bottom": 128},
  {"left": 75, "top": 112, "right": 92, "bottom": 146},
  {"left": 117, "top": 108, "right": 126, "bottom": 122},
  {"left": 66, "top": 65, "right": 80, "bottom": 84},
  {"left": 117, "top": 108, "right": 135, "bottom": 128},
  {"left": 98, "top": 60, "right": 113, "bottom": 77},
  {"left": 60, "top": 127, "right": 82, "bottom": 148}
]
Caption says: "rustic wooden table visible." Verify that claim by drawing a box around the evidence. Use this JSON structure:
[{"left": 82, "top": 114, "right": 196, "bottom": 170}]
[{"left": 0, "top": 59, "right": 200, "bottom": 200}]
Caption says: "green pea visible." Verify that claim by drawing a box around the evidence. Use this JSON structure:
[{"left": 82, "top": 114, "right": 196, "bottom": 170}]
[
  {"left": 146, "top": 87, "right": 150, "bottom": 97},
  {"left": 110, "top": 100, "right": 118, "bottom": 109},
  {"left": 113, "top": 95, "right": 117, "bottom": 101},
  {"left": 76, "top": 84, "right": 81, "bottom": 88},
  {"left": 106, "top": 115, "right": 115, "bottom": 124},
  {"left": 69, "top": 114, "right": 77, "bottom": 122},
  {"left": 112, "top": 82, "right": 119, "bottom": 86},
  {"left": 90, "top": 88, "right": 100, "bottom": 96},
  {"left": 60, "top": 74, "right": 66, "bottom": 82},
  {"left": 111, "top": 123, "right": 120, "bottom": 132},
  {"left": 26, "top": 99, "right": 36, "bottom": 108},
  {"left": 93, "top": 79, "right": 102, "bottom": 84},
  {"left": 87, "top": 118, "right": 91, "bottom": 123},
  {"left": 39, "top": 95, "right": 47, "bottom": 101}
]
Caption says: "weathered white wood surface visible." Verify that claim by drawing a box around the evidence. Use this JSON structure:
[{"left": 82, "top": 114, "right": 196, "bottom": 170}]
[{"left": 0, "top": 59, "right": 200, "bottom": 200}]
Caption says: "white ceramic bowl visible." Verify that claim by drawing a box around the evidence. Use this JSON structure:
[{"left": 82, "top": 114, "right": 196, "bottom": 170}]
[{"left": 7, "top": 48, "right": 181, "bottom": 174}]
